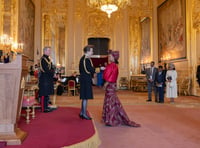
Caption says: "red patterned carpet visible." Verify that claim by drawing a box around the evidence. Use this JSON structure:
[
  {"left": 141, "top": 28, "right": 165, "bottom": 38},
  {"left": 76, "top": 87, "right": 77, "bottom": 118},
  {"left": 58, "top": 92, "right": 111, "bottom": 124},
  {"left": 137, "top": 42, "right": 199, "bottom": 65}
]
[{"left": 6, "top": 107, "right": 100, "bottom": 148}]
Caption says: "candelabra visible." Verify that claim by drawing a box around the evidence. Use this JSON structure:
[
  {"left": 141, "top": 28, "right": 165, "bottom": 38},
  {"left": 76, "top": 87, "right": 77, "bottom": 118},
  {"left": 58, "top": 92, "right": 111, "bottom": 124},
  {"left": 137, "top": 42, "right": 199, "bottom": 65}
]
[
  {"left": 0, "top": 34, "right": 24, "bottom": 54},
  {"left": 0, "top": 34, "right": 24, "bottom": 63}
]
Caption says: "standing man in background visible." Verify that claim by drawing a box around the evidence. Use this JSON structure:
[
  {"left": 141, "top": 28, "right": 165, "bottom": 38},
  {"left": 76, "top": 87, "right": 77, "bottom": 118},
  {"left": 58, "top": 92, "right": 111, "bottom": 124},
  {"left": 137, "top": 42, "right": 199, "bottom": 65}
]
[
  {"left": 146, "top": 61, "right": 158, "bottom": 102},
  {"left": 39, "top": 46, "right": 55, "bottom": 113},
  {"left": 197, "top": 65, "right": 200, "bottom": 87},
  {"left": 155, "top": 65, "right": 165, "bottom": 103},
  {"left": 79, "top": 45, "right": 95, "bottom": 120}
]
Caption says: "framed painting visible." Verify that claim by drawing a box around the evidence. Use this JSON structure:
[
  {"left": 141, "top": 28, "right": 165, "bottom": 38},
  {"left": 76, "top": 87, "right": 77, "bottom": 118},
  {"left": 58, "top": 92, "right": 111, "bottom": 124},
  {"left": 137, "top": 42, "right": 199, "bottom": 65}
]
[
  {"left": 140, "top": 17, "right": 151, "bottom": 64},
  {"left": 157, "top": 0, "right": 186, "bottom": 62}
]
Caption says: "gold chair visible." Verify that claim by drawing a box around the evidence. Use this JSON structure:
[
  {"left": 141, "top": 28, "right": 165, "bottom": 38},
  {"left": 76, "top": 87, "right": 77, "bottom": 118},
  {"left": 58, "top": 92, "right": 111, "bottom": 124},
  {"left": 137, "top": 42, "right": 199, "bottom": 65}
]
[
  {"left": 178, "top": 77, "right": 191, "bottom": 96},
  {"left": 68, "top": 80, "right": 76, "bottom": 96}
]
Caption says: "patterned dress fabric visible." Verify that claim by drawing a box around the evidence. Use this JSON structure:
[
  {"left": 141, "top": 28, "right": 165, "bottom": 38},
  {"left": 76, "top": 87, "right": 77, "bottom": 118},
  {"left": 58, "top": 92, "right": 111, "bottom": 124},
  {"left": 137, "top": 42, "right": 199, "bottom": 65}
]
[{"left": 102, "top": 83, "right": 138, "bottom": 126}]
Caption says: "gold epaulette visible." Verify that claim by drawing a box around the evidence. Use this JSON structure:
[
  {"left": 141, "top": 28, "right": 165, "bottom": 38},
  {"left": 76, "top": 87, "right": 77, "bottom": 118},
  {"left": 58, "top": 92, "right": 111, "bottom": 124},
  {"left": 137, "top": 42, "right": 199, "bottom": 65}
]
[
  {"left": 83, "top": 57, "right": 93, "bottom": 74},
  {"left": 40, "top": 56, "right": 52, "bottom": 72}
]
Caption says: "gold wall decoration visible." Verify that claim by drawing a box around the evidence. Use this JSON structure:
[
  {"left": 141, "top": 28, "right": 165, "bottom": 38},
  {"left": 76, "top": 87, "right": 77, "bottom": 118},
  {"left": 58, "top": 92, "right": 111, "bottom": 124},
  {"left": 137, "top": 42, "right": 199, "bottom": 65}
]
[
  {"left": 74, "top": 0, "right": 84, "bottom": 19},
  {"left": 42, "top": 0, "right": 68, "bottom": 66},
  {"left": 42, "top": 0, "right": 68, "bottom": 13},
  {"left": 43, "top": 14, "right": 51, "bottom": 46},
  {"left": 0, "top": 0, "right": 18, "bottom": 39},
  {"left": 192, "top": 0, "right": 200, "bottom": 30},
  {"left": 140, "top": 17, "right": 151, "bottom": 64},
  {"left": 128, "top": 0, "right": 152, "bottom": 17},
  {"left": 58, "top": 27, "right": 65, "bottom": 66},
  {"left": 18, "top": 0, "right": 35, "bottom": 59},
  {"left": 129, "top": 16, "right": 141, "bottom": 74},
  {"left": 2, "top": 0, "right": 11, "bottom": 35},
  {"left": 86, "top": 11, "right": 112, "bottom": 37}
]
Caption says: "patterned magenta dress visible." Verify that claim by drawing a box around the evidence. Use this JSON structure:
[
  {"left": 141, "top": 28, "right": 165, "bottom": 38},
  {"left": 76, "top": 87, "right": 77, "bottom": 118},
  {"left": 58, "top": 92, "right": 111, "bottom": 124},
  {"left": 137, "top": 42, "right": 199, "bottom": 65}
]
[{"left": 102, "top": 62, "right": 140, "bottom": 127}]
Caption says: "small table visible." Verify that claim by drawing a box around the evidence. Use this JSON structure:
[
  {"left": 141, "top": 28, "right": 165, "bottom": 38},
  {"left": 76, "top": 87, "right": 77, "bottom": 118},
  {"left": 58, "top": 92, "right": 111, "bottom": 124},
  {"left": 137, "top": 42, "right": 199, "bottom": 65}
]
[
  {"left": 130, "top": 74, "right": 147, "bottom": 92},
  {"left": 22, "top": 95, "right": 36, "bottom": 124},
  {"left": 21, "top": 83, "right": 38, "bottom": 124}
]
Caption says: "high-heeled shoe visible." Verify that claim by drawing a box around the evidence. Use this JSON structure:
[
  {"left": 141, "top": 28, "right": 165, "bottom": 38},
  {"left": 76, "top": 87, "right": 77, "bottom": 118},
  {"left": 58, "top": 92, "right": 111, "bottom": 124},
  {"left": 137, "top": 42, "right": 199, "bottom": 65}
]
[
  {"left": 82, "top": 114, "right": 92, "bottom": 120},
  {"left": 79, "top": 114, "right": 83, "bottom": 119},
  {"left": 129, "top": 121, "right": 141, "bottom": 127}
]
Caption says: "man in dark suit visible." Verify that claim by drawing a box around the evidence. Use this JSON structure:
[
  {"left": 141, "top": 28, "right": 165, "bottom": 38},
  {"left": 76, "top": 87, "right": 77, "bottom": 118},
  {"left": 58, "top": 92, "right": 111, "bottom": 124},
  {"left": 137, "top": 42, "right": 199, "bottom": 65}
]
[
  {"left": 155, "top": 65, "right": 165, "bottom": 103},
  {"left": 79, "top": 45, "right": 95, "bottom": 120},
  {"left": 146, "top": 61, "right": 158, "bottom": 102},
  {"left": 39, "top": 46, "right": 55, "bottom": 113}
]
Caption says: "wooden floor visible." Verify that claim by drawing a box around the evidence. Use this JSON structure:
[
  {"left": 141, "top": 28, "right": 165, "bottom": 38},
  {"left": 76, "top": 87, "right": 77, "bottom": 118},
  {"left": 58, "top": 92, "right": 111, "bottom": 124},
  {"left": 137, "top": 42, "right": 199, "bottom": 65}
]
[{"left": 54, "top": 86, "right": 200, "bottom": 148}]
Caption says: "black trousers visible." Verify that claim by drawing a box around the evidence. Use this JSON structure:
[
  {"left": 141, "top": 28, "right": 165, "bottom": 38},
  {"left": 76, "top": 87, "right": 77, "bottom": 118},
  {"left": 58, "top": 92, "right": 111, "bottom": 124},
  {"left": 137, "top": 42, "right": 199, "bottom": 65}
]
[{"left": 156, "top": 87, "right": 164, "bottom": 102}]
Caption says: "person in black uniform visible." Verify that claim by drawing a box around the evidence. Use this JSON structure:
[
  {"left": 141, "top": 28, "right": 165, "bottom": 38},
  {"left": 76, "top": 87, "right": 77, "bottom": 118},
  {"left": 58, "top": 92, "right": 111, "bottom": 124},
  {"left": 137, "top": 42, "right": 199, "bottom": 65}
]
[
  {"left": 39, "top": 46, "right": 55, "bottom": 113},
  {"left": 197, "top": 65, "right": 200, "bottom": 87},
  {"left": 79, "top": 45, "right": 95, "bottom": 120}
]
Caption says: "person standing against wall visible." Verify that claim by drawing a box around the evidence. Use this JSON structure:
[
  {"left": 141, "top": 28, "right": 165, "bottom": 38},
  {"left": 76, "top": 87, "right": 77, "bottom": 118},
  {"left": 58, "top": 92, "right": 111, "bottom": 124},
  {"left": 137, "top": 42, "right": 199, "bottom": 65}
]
[
  {"left": 39, "top": 46, "right": 55, "bottom": 113},
  {"left": 155, "top": 65, "right": 165, "bottom": 103},
  {"left": 146, "top": 61, "right": 158, "bottom": 102},
  {"left": 196, "top": 65, "right": 200, "bottom": 87},
  {"left": 79, "top": 45, "right": 95, "bottom": 120},
  {"left": 166, "top": 63, "right": 178, "bottom": 103}
]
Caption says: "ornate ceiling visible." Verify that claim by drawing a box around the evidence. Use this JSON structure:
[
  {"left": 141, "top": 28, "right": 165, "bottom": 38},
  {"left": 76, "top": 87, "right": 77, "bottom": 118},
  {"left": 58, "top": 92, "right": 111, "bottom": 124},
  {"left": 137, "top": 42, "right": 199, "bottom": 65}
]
[{"left": 41, "top": 0, "right": 153, "bottom": 28}]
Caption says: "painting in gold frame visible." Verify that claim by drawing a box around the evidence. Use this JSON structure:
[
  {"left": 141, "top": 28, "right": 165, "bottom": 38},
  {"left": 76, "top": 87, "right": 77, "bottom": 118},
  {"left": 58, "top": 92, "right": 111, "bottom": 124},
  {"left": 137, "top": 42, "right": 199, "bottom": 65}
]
[{"left": 157, "top": 0, "right": 186, "bottom": 62}]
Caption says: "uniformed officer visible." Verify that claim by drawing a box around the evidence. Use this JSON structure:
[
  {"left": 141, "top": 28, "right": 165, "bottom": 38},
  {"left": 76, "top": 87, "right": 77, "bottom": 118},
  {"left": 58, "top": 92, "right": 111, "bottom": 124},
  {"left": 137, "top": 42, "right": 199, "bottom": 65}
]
[
  {"left": 79, "top": 45, "right": 95, "bottom": 120},
  {"left": 39, "top": 46, "right": 55, "bottom": 113}
]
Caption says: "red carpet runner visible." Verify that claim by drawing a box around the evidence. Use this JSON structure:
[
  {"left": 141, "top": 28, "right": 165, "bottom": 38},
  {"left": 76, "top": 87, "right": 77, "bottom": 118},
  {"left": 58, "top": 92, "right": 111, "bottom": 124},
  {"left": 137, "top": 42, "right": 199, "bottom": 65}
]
[{"left": 6, "top": 107, "right": 100, "bottom": 148}]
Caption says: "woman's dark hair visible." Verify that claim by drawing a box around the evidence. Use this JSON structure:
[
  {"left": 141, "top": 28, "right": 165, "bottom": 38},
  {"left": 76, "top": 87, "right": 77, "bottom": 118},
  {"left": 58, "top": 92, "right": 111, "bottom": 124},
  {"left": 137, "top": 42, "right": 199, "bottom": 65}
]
[
  {"left": 114, "top": 59, "right": 119, "bottom": 64},
  {"left": 83, "top": 45, "right": 94, "bottom": 53}
]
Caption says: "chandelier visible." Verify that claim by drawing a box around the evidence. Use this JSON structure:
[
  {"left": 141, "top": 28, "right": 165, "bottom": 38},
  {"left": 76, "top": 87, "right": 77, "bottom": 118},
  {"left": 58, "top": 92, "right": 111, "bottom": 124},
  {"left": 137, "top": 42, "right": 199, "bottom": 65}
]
[{"left": 87, "top": 0, "right": 131, "bottom": 18}]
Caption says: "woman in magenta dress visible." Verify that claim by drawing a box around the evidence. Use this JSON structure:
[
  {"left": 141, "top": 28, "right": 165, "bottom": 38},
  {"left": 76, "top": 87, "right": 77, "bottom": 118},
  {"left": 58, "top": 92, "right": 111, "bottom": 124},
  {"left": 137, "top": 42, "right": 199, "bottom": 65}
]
[{"left": 102, "top": 50, "right": 140, "bottom": 127}]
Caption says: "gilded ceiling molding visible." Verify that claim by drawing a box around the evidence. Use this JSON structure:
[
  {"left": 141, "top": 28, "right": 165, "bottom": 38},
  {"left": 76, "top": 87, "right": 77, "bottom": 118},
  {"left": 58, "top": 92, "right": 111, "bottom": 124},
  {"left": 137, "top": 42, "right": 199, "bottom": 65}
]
[{"left": 192, "top": 0, "right": 200, "bottom": 30}]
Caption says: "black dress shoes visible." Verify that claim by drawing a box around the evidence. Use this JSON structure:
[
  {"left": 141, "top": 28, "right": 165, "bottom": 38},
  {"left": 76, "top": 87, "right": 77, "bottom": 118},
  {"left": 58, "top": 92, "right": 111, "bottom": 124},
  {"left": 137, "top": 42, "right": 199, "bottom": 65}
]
[
  {"left": 146, "top": 99, "right": 152, "bottom": 102},
  {"left": 82, "top": 115, "right": 92, "bottom": 120},
  {"left": 43, "top": 108, "right": 53, "bottom": 113},
  {"left": 79, "top": 114, "right": 92, "bottom": 120},
  {"left": 158, "top": 101, "right": 164, "bottom": 103}
]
